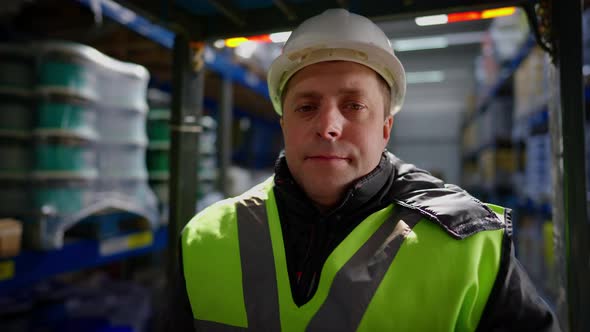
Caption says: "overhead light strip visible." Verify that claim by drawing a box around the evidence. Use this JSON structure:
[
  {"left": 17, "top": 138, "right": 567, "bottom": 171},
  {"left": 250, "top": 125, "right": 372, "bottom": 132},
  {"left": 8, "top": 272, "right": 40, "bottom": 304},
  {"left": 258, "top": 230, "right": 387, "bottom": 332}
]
[
  {"left": 221, "top": 31, "right": 292, "bottom": 48},
  {"left": 406, "top": 71, "right": 445, "bottom": 84},
  {"left": 393, "top": 36, "right": 449, "bottom": 52},
  {"left": 415, "top": 14, "right": 448, "bottom": 26},
  {"left": 415, "top": 6, "right": 516, "bottom": 26}
]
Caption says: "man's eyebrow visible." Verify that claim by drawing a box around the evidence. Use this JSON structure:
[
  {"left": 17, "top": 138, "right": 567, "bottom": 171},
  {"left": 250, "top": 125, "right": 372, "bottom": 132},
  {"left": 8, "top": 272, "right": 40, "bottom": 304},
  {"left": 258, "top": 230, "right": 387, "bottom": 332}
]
[
  {"left": 336, "top": 88, "right": 365, "bottom": 96},
  {"left": 290, "top": 91, "right": 322, "bottom": 100}
]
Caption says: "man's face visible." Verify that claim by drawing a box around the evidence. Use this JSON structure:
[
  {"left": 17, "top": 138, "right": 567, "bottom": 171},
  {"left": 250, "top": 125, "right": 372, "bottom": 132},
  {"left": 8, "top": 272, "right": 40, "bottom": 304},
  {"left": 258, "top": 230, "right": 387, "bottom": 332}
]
[{"left": 280, "top": 61, "right": 394, "bottom": 209}]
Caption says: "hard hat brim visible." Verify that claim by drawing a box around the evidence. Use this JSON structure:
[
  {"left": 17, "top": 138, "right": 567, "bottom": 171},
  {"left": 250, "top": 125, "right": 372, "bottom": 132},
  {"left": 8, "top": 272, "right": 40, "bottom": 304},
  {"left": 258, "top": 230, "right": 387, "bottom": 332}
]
[{"left": 267, "top": 41, "right": 406, "bottom": 116}]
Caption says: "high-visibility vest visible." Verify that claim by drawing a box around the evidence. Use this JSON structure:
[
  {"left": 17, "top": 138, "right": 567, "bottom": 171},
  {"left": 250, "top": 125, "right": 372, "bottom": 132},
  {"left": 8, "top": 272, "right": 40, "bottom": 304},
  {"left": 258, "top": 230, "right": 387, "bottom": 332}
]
[{"left": 182, "top": 177, "right": 506, "bottom": 331}]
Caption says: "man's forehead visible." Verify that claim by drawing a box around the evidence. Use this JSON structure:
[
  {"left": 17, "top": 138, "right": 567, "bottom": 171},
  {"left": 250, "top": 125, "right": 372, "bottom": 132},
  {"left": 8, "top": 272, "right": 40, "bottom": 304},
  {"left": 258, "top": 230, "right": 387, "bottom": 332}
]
[{"left": 288, "top": 88, "right": 368, "bottom": 100}]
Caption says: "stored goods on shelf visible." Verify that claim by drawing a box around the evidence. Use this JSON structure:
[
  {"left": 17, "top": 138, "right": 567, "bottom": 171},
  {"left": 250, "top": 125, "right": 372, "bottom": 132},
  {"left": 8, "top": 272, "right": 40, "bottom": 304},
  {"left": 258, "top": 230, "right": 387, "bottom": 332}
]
[
  {"left": 36, "top": 42, "right": 149, "bottom": 111},
  {"left": 97, "top": 107, "right": 147, "bottom": 145},
  {"left": 0, "top": 219, "right": 22, "bottom": 258},
  {"left": 478, "top": 144, "right": 517, "bottom": 189},
  {"left": 146, "top": 109, "right": 170, "bottom": 142},
  {"left": 524, "top": 134, "right": 552, "bottom": 203},
  {"left": 34, "top": 137, "right": 97, "bottom": 179},
  {"left": 98, "top": 142, "right": 148, "bottom": 180},
  {"left": 514, "top": 47, "right": 551, "bottom": 120},
  {"left": 36, "top": 91, "right": 99, "bottom": 140},
  {"left": 477, "top": 97, "right": 514, "bottom": 144},
  {"left": 0, "top": 42, "right": 157, "bottom": 249},
  {"left": 0, "top": 88, "right": 99, "bottom": 140}
]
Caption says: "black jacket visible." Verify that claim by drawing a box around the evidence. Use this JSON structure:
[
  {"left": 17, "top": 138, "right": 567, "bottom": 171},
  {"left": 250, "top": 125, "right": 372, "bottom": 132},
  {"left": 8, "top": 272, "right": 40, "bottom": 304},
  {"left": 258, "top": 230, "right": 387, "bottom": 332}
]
[{"left": 160, "top": 152, "right": 561, "bottom": 331}]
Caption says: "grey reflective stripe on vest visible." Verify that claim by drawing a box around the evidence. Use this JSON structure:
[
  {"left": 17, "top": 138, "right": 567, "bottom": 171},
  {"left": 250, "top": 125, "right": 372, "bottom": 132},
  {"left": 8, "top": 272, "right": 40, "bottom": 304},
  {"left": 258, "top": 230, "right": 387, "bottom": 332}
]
[
  {"left": 192, "top": 196, "right": 281, "bottom": 331},
  {"left": 236, "top": 196, "right": 282, "bottom": 330},
  {"left": 306, "top": 207, "right": 421, "bottom": 331},
  {"left": 204, "top": 199, "right": 421, "bottom": 331}
]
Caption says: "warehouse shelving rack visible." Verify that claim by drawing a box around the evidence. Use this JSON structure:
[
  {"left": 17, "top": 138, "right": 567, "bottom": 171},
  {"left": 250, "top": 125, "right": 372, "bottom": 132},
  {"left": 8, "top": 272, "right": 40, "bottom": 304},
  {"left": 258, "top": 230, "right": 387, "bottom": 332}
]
[
  {"left": 0, "top": 0, "right": 277, "bottom": 297},
  {"left": 0, "top": 226, "right": 167, "bottom": 291}
]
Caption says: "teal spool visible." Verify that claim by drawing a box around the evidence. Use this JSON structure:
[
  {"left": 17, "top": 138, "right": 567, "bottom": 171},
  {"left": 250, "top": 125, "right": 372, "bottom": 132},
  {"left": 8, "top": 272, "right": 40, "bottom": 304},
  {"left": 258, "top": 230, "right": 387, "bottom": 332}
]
[
  {"left": 146, "top": 150, "right": 168, "bottom": 173},
  {"left": 34, "top": 185, "right": 86, "bottom": 214},
  {"left": 34, "top": 142, "right": 97, "bottom": 177},
  {"left": 37, "top": 101, "right": 97, "bottom": 139},
  {"left": 38, "top": 60, "right": 97, "bottom": 99},
  {"left": 147, "top": 109, "right": 170, "bottom": 142}
]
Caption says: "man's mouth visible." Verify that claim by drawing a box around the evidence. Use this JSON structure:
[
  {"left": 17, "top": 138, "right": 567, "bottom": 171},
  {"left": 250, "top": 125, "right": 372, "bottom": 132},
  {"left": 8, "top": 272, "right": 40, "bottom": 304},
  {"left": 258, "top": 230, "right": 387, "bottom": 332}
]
[{"left": 305, "top": 155, "right": 351, "bottom": 161}]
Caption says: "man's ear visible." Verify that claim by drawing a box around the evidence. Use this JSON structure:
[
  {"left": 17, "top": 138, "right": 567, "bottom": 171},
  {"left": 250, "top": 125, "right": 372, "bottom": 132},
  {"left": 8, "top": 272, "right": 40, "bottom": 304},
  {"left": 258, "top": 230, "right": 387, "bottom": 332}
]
[{"left": 383, "top": 115, "right": 393, "bottom": 141}]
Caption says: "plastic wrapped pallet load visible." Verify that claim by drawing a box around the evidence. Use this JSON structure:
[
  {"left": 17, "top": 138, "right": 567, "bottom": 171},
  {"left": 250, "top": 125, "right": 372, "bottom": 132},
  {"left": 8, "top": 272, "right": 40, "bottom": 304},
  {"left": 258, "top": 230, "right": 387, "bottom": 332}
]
[
  {"left": 36, "top": 42, "right": 149, "bottom": 111},
  {"left": 0, "top": 41, "right": 158, "bottom": 249}
]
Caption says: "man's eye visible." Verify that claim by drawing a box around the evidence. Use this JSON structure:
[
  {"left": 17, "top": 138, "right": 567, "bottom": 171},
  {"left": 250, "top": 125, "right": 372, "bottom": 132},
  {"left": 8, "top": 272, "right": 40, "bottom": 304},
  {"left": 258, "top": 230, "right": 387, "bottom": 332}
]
[
  {"left": 345, "top": 103, "right": 366, "bottom": 111},
  {"left": 296, "top": 105, "right": 315, "bottom": 112}
]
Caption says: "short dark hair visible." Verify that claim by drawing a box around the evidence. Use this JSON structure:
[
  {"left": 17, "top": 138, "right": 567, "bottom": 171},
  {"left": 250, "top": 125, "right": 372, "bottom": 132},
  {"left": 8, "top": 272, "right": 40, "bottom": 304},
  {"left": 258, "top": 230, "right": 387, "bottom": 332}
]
[{"left": 375, "top": 72, "right": 391, "bottom": 119}]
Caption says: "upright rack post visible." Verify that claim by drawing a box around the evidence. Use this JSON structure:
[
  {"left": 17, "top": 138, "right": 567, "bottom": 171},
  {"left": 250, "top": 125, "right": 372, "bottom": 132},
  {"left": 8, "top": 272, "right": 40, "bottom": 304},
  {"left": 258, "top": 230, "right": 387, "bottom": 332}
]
[
  {"left": 219, "top": 76, "right": 233, "bottom": 197},
  {"left": 551, "top": 0, "right": 590, "bottom": 330},
  {"left": 168, "top": 34, "right": 203, "bottom": 275}
]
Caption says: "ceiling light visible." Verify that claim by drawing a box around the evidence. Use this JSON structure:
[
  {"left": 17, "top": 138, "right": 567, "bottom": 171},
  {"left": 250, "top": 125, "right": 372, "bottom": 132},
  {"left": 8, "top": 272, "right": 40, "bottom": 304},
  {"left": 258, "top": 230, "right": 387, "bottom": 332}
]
[
  {"left": 213, "top": 39, "right": 225, "bottom": 49},
  {"left": 270, "top": 31, "right": 292, "bottom": 43},
  {"left": 481, "top": 7, "right": 517, "bottom": 19},
  {"left": 393, "top": 32, "right": 485, "bottom": 52},
  {"left": 247, "top": 35, "right": 272, "bottom": 43},
  {"left": 235, "top": 41, "right": 258, "bottom": 59},
  {"left": 415, "top": 6, "right": 516, "bottom": 26},
  {"left": 406, "top": 71, "right": 445, "bottom": 84},
  {"left": 415, "top": 14, "right": 448, "bottom": 26},
  {"left": 225, "top": 37, "right": 248, "bottom": 48},
  {"left": 393, "top": 37, "right": 449, "bottom": 52},
  {"left": 447, "top": 11, "right": 481, "bottom": 23}
]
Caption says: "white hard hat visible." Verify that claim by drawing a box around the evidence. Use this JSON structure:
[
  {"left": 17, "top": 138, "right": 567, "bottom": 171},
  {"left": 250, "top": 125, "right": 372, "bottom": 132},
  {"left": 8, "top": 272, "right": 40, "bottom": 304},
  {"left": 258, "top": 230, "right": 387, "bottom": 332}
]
[{"left": 267, "top": 8, "right": 406, "bottom": 116}]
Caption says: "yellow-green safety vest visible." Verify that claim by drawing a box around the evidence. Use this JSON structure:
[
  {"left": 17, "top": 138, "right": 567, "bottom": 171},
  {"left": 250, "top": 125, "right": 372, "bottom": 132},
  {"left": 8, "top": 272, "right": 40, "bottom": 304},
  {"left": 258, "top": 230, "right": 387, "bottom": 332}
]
[{"left": 181, "top": 177, "right": 506, "bottom": 331}]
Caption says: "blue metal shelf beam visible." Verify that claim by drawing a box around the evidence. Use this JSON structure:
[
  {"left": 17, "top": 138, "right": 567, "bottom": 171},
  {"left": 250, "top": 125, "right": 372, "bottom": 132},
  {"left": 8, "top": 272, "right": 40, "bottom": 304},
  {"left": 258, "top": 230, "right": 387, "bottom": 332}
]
[
  {"left": 75, "top": 0, "right": 269, "bottom": 98},
  {"left": 75, "top": 0, "right": 174, "bottom": 48},
  {"left": 0, "top": 227, "right": 167, "bottom": 293}
]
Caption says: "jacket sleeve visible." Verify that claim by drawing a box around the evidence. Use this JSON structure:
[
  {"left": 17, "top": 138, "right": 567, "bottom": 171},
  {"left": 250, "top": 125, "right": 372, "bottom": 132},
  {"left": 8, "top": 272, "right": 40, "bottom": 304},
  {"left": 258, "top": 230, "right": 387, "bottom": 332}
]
[
  {"left": 156, "top": 240, "right": 196, "bottom": 332},
  {"left": 476, "top": 232, "right": 562, "bottom": 332}
]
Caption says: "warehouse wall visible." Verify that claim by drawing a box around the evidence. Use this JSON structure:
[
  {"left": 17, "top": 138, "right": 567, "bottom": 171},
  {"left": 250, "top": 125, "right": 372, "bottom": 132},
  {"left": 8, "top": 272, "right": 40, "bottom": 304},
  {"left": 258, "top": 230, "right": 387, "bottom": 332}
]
[
  {"left": 389, "top": 47, "right": 477, "bottom": 185},
  {"left": 389, "top": 109, "right": 463, "bottom": 184}
]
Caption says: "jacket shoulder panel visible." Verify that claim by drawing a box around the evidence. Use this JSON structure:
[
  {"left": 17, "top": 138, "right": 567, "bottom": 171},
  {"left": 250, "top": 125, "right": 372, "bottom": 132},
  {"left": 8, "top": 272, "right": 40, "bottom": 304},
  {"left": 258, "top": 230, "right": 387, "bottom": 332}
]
[
  {"left": 388, "top": 153, "right": 506, "bottom": 239},
  {"left": 394, "top": 190, "right": 506, "bottom": 240}
]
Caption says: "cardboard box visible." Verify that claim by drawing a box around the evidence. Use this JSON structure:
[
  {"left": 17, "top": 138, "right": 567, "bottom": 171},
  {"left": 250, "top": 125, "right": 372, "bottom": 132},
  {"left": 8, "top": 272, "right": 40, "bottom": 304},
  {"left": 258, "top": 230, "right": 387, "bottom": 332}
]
[{"left": 0, "top": 219, "right": 22, "bottom": 257}]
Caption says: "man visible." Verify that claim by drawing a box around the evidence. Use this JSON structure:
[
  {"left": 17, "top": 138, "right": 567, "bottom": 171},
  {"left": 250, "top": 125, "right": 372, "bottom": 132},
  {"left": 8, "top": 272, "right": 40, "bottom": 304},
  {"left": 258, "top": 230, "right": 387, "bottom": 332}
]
[{"left": 165, "top": 9, "right": 560, "bottom": 331}]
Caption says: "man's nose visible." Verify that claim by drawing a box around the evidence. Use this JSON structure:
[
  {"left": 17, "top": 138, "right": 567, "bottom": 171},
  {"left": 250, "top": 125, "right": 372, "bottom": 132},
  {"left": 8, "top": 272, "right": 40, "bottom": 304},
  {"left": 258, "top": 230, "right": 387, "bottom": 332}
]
[{"left": 316, "top": 104, "right": 343, "bottom": 140}]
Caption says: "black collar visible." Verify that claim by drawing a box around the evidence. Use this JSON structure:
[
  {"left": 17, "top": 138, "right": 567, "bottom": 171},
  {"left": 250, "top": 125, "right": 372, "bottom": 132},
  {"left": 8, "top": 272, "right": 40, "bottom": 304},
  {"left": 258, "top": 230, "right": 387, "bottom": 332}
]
[{"left": 273, "top": 151, "right": 396, "bottom": 223}]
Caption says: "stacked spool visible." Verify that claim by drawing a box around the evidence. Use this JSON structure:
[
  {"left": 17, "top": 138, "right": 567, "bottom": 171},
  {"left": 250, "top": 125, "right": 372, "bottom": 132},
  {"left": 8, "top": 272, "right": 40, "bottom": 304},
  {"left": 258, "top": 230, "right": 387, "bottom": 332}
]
[
  {"left": 0, "top": 42, "right": 157, "bottom": 249},
  {"left": 145, "top": 92, "right": 170, "bottom": 219},
  {"left": 146, "top": 89, "right": 218, "bottom": 221}
]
